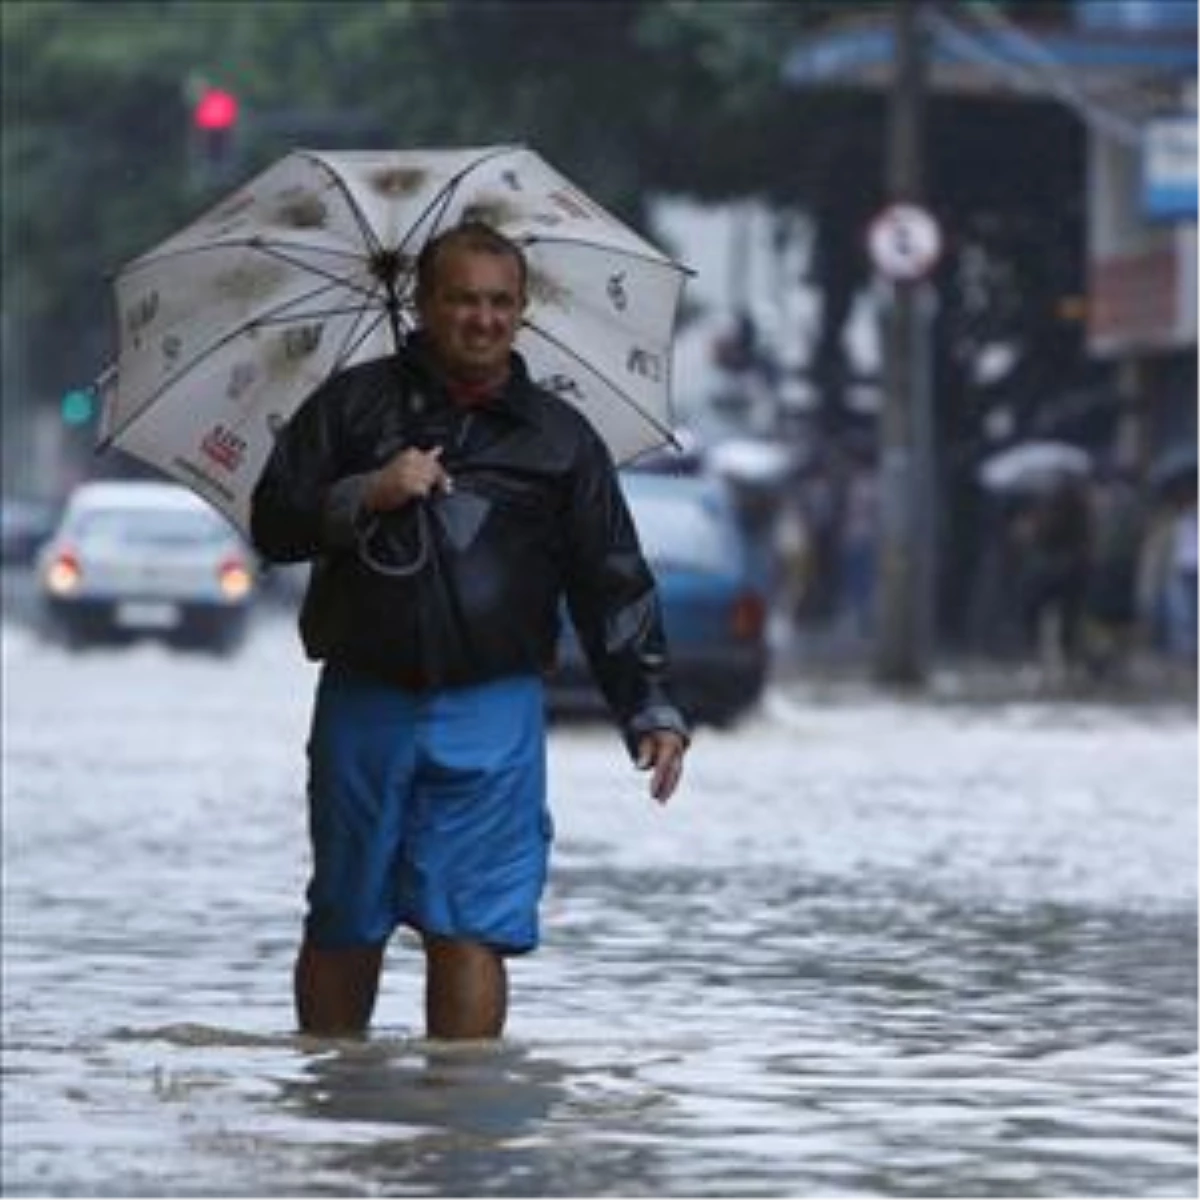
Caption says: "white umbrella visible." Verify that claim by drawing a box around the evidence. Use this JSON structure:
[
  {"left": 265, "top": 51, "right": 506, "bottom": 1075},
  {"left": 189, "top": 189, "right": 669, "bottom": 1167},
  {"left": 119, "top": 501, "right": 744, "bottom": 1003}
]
[
  {"left": 98, "top": 144, "right": 691, "bottom": 534},
  {"left": 707, "top": 437, "right": 796, "bottom": 488},
  {"left": 979, "top": 440, "right": 1092, "bottom": 492}
]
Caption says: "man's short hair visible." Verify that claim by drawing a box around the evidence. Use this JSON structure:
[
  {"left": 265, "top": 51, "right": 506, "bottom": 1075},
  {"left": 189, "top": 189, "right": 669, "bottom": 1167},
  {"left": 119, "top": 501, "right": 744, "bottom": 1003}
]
[{"left": 416, "top": 221, "right": 528, "bottom": 300}]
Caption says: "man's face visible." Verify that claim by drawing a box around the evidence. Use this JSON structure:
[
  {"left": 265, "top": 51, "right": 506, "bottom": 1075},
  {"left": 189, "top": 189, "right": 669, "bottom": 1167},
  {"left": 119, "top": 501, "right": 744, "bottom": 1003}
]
[{"left": 417, "top": 245, "right": 526, "bottom": 383}]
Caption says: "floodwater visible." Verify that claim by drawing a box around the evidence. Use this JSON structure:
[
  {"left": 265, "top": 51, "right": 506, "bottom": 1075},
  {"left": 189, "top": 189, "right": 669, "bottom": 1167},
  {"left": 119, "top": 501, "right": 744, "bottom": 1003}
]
[{"left": 2, "top": 611, "right": 1196, "bottom": 1197}]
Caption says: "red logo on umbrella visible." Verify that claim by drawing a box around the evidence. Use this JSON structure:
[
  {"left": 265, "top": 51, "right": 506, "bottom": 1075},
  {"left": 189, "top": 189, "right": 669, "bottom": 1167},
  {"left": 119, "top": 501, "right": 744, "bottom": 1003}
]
[{"left": 200, "top": 423, "right": 247, "bottom": 473}]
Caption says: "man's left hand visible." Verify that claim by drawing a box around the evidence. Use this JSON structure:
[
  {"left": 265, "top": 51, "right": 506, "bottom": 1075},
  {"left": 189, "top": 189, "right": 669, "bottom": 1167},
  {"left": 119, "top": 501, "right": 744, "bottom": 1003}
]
[{"left": 635, "top": 731, "right": 687, "bottom": 804}]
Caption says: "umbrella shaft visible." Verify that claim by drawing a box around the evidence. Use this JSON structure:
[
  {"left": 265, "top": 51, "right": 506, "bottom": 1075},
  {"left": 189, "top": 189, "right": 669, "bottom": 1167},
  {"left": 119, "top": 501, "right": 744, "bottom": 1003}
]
[{"left": 385, "top": 285, "right": 405, "bottom": 353}]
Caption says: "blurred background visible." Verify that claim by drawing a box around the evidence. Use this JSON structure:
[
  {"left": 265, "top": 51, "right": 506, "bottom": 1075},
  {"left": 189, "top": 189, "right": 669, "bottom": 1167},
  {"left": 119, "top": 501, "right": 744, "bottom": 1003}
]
[
  {"left": 3, "top": 7, "right": 1196, "bottom": 1196},
  {"left": 2, "top": 0, "right": 1196, "bottom": 687}
]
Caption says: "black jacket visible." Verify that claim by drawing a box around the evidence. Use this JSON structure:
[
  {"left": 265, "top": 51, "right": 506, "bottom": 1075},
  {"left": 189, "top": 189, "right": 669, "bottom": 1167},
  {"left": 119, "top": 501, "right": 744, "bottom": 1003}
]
[{"left": 250, "top": 338, "right": 688, "bottom": 750}]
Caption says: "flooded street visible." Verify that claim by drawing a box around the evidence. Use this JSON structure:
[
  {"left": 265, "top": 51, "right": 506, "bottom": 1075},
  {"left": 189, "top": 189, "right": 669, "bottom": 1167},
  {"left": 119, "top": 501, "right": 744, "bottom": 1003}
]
[{"left": 3, "top": 609, "right": 1196, "bottom": 1197}]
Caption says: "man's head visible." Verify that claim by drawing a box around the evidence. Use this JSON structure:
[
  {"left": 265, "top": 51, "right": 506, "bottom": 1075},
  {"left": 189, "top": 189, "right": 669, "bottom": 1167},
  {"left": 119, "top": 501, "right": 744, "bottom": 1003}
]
[{"left": 415, "top": 222, "right": 528, "bottom": 385}]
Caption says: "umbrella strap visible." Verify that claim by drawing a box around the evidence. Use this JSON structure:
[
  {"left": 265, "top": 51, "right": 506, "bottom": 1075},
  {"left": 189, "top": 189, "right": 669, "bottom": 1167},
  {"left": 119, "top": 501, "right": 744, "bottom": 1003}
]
[{"left": 355, "top": 504, "right": 430, "bottom": 578}]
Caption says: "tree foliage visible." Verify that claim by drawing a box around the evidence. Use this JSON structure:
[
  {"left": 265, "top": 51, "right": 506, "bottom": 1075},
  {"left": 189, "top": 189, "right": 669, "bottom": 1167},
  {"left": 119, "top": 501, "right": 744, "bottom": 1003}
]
[
  {"left": 3, "top": 0, "right": 1087, "bottom": 442},
  {"left": 3, "top": 0, "right": 847, "bottom": 402}
]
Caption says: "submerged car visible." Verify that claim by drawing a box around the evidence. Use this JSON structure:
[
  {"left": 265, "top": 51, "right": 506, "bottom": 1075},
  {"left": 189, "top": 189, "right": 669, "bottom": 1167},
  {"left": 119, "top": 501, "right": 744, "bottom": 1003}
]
[
  {"left": 35, "top": 480, "right": 257, "bottom": 653},
  {"left": 549, "top": 470, "right": 770, "bottom": 728}
]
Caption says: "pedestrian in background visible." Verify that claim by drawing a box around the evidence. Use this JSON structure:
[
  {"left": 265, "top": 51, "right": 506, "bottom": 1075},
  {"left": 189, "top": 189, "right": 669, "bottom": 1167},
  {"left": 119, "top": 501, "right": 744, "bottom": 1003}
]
[
  {"left": 1015, "top": 476, "right": 1093, "bottom": 678},
  {"left": 1166, "top": 488, "right": 1198, "bottom": 660},
  {"left": 1137, "top": 495, "right": 1168, "bottom": 650},
  {"left": 836, "top": 443, "right": 879, "bottom": 644},
  {"left": 1081, "top": 464, "right": 1144, "bottom": 679},
  {"left": 251, "top": 222, "right": 689, "bottom": 1040}
]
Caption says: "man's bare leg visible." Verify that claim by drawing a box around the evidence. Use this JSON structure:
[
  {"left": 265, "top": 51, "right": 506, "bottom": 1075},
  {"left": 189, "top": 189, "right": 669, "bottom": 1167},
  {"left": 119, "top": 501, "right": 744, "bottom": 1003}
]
[
  {"left": 422, "top": 935, "right": 507, "bottom": 1039},
  {"left": 294, "top": 941, "right": 385, "bottom": 1035}
]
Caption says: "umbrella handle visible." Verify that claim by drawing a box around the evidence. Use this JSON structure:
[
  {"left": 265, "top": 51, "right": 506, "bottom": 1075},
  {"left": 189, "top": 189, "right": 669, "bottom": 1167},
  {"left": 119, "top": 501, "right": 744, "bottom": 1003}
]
[{"left": 355, "top": 504, "right": 430, "bottom": 578}]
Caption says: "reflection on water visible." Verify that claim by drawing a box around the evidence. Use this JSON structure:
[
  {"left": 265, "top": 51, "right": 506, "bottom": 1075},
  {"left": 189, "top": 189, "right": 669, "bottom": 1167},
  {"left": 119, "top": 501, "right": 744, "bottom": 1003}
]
[
  {"left": 2, "top": 619, "right": 1196, "bottom": 1196},
  {"left": 279, "top": 1040, "right": 628, "bottom": 1198}
]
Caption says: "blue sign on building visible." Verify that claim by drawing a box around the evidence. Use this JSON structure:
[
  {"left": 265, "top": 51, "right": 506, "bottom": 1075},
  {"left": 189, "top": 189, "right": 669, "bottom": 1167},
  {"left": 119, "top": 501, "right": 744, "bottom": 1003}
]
[
  {"left": 1143, "top": 114, "right": 1198, "bottom": 221},
  {"left": 1074, "top": 0, "right": 1197, "bottom": 32}
]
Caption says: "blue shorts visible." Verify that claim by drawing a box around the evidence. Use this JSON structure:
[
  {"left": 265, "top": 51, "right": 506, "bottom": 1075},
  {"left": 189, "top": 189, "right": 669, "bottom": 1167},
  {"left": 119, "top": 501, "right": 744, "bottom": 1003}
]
[{"left": 303, "top": 667, "right": 551, "bottom": 954}]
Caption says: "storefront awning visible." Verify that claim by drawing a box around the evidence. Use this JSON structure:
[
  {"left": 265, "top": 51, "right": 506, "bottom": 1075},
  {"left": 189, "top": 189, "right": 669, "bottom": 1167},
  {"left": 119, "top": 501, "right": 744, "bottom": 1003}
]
[{"left": 782, "top": 8, "right": 1195, "bottom": 112}]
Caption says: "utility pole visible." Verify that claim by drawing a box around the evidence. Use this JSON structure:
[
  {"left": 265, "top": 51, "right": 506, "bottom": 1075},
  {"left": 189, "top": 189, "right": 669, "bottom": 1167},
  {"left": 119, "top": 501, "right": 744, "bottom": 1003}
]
[{"left": 873, "top": 0, "right": 936, "bottom": 686}]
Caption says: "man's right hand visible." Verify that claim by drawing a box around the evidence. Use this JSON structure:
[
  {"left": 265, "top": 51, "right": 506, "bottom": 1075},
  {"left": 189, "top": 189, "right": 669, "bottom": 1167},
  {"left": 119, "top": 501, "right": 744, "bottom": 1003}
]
[{"left": 364, "top": 446, "right": 452, "bottom": 512}]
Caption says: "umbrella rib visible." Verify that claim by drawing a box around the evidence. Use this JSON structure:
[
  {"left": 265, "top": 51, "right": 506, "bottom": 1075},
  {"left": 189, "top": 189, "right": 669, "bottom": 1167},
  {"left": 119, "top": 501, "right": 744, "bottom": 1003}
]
[
  {"left": 123, "top": 236, "right": 365, "bottom": 276},
  {"left": 251, "top": 302, "right": 389, "bottom": 327},
  {"left": 276, "top": 146, "right": 531, "bottom": 326},
  {"left": 399, "top": 184, "right": 457, "bottom": 257},
  {"left": 518, "top": 234, "right": 694, "bottom": 276},
  {"left": 101, "top": 271, "right": 397, "bottom": 452},
  {"left": 97, "top": 320, "right": 282, "bottom": 450},
  {"left": 250, "top": 241, "right": 379, "bottom": 302},
  {"left": 332, "top": 305, "right": 399, "bottom": 374},
  {"left": 226, "top": 269, "right": 379, "bottom": 332},
  {"left": 390, "top": 145, "right": 527, "bottom": 280},
  {"left": 134, "top": 237, "right": 379, "bottom": 304},
  {"left": 519, "top": 316, "right": 676, "bottom": 450},
  {"left": 302, "top": 271, "right": 395, "bottom": 375},
  {"left": 293, "top": 150, "right": 526, "bottom": 342},
  {"left": 100, "top": 292, "right": 357, "bottom": 451},
  {"left": 97, "top": 328, "right": 252, "bottom": 450},
  {"left": 297, "top": 153, "right": 387, "bottom": 260}
]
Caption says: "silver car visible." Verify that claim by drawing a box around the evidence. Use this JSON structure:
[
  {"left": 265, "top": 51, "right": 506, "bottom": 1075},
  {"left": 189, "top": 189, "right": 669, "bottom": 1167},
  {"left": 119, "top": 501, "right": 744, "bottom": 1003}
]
[{"left": 35, "top": 480, "right": 257, "bottom": 653}]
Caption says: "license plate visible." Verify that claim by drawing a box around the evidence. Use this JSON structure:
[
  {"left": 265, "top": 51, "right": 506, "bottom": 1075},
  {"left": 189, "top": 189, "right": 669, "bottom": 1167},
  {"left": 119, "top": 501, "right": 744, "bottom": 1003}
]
[{"left": 115, "top": 601, "right": 180, "bottom": 630}]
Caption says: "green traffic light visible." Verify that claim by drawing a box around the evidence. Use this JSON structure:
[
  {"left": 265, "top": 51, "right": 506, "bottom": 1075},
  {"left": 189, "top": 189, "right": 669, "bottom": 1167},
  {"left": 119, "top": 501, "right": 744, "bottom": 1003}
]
[{"left": 61, "top": 388, "right": 96, "bottom": 426}]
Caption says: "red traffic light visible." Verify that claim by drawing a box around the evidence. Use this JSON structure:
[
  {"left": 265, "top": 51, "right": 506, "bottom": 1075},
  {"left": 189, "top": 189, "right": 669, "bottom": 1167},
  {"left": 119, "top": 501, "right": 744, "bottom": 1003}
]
[{"left": 193, "top": 88, "right": 238, "bottom": 132}]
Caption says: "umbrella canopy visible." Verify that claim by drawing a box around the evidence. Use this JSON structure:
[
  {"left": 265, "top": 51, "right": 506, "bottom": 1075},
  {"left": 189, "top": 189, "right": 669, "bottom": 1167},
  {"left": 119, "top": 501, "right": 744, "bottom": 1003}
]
[
  {"left": 978, "top": 440, "right": 1092, "bottom": 493},
  {"left": 99, "top": 145, "right": 691, "bottom": 534}
]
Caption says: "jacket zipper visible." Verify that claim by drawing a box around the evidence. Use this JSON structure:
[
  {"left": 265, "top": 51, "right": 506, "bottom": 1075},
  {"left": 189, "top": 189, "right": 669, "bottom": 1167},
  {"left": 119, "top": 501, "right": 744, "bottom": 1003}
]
[{"left": 456, "top": 411, "right": 475, "bottom": 454}]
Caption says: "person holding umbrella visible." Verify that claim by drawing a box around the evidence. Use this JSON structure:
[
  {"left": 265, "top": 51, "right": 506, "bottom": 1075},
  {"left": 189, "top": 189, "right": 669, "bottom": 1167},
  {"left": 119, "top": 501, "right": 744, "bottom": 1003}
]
[{"left": 250, "top": 221, "right": 689, "bottom": 1040}]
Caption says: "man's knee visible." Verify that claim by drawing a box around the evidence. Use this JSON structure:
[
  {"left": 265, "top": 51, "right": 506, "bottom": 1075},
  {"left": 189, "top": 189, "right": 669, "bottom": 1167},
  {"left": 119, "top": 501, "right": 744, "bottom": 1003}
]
[
  {"left": 422, "top": 935, "right": 508, "bottom": 1040},
  {"left": 294, "top": 941, "right": 386, "bottom": 1036}
]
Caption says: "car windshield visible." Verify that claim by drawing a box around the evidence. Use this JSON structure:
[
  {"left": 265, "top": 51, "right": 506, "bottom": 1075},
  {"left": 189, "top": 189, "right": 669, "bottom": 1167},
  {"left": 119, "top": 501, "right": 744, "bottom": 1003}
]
[
  {"left": 629, "top": 493, "right": 729, "bottom": 570},
  {"left": 70, "top": 507, "right": 229, "bottom": 548}
]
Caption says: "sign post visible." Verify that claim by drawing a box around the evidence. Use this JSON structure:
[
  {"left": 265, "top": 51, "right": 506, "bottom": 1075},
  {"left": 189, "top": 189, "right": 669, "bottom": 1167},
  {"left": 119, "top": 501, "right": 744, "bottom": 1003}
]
[
  {"left": 868, "top": 203, "right": 943, "bottom": 281},
  {"left": 872, "top": 0, "right": 938, "bottom": 688}
]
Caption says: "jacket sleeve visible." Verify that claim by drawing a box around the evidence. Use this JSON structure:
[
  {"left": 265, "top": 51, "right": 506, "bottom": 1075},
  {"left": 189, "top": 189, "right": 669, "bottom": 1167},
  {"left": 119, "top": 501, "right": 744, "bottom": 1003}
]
[
  {"left": 562, "top": 428, "right": 690, "bottom": 755},
  {"left": 249, "top": 376, "right": 373, "bottom": 563}
]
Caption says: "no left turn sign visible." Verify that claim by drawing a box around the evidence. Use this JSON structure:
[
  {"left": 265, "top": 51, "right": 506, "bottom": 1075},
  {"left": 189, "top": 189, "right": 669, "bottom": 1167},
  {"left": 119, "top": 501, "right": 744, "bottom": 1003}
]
[{"left": 868, "top": 203, "right": 942, "bottom": 281}]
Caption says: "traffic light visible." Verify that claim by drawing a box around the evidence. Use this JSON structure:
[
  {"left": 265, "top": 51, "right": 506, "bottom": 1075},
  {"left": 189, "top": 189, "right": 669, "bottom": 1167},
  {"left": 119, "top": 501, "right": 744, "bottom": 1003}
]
[
  {"left": 189, "top": 85, "right": 240, "bottom": 187},
  {"left": 60, "top": 387, "right": 96, "bottom": 427}
]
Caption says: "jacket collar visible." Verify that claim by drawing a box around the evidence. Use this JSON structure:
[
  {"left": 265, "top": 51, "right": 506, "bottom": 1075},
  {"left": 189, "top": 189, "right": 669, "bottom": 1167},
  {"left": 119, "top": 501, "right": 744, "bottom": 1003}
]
[{"left": 400, "top": 332, "right": 539, "bottom": 425}]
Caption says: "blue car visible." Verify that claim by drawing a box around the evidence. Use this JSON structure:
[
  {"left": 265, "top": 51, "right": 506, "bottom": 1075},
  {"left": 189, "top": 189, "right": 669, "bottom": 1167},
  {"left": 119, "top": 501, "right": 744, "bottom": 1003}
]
[{"left": 548, "top": 470, "right": 770, "bottom": 728}]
